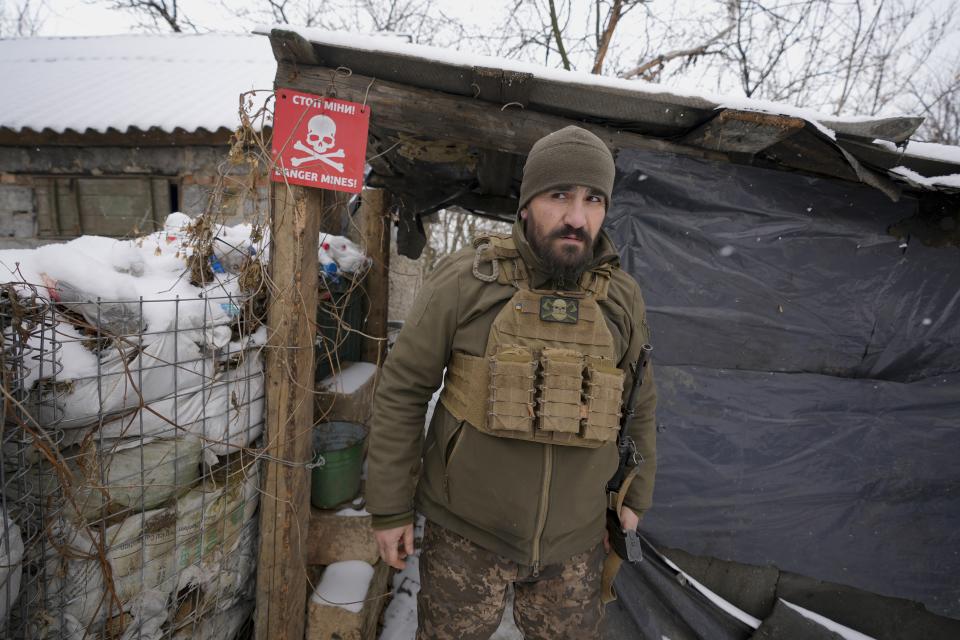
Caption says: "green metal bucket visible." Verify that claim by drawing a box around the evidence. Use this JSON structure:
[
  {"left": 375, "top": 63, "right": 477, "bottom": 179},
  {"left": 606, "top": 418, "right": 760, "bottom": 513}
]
[{"left": 311, "top": 421, "right": 368, "bottom": 509}]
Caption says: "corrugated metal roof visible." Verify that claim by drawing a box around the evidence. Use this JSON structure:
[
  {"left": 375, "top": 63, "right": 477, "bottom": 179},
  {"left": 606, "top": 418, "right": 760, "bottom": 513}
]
[{"left": 0, "top": 33, "right": 275, "bottom": 135}]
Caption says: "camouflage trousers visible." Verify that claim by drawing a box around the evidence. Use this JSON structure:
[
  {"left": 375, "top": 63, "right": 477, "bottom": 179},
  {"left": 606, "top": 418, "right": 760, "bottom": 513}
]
[{"left": 416, "top": 521, "right": 605, "bottom": 640}]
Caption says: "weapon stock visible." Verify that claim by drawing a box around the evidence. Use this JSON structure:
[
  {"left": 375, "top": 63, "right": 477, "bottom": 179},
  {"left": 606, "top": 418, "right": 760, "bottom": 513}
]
[{"left": 606, "top": 343, "right": 652, "bottom": 563}]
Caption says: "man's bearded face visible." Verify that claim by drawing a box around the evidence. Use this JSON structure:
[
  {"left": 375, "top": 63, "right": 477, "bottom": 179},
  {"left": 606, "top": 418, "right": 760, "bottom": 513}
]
[{"left": 522, "top": 185, "right": 606, "bottom": 285}]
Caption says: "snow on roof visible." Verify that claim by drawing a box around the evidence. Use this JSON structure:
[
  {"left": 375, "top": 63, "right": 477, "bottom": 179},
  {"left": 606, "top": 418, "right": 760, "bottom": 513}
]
[
  {"left": 264, "top": 26, "right": 960, "bottom": 177},
  {"left": 891, "top": 165, "right": 960, "bottom": 189},
  {"left": 264, "top": 26, "right": 900, "bottom": 140},
  {"left": 3, "top": 29, "right": 959, "bottom": 180},
  {"left": 0, "top": 33, "right": 275, "bottom": 134},
  {"left": 903, "top": 140, "right": 960, "bottom": 165}
]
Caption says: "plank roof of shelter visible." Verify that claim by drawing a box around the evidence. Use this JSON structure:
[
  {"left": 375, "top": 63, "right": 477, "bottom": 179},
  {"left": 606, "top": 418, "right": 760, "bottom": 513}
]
[{"left": 263, "top": 27, "right": 960, "bottom": 200}]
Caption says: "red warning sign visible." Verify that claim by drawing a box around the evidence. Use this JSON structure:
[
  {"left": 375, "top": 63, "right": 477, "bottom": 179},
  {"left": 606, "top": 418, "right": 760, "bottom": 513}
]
[{"left": 272, "top": 89, "right": 370, "bottom": 193}]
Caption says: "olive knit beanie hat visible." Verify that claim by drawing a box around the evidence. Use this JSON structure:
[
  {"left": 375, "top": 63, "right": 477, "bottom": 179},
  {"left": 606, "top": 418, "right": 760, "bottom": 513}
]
[{"left": 518, "top": 125, "right": 615, "bottom": 214}]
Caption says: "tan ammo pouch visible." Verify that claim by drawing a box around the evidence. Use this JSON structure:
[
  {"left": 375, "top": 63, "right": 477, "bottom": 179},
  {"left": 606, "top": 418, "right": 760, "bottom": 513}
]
[
  {"left": 537, "top": 348, "right": 585, "bottom": 434},
  {"left": 488, "top": 345, "right": 537, "bottom": 433},
  {"left": 441, "top": 347, "right": 625, "bottom": 447},
  {"left": 583, "top": 356, "right": 625, "bottom": 443}
]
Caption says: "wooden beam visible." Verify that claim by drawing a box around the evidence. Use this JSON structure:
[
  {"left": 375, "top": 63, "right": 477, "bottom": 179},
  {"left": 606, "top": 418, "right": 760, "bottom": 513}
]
[
  {"left": 680, "top": 109, "right": 805, "bottom": 154},
  {"left": 366, "top": 174, "right": 518, "bottom": 220},
  {"left": 255, "top": 182, "right": 322, "bottom": 640},
  {"left": 274, "top": 62, "right": 728, "bottom": 162},
  {"left": 359, "top": 188, "right": 390, "bottom": 365}
]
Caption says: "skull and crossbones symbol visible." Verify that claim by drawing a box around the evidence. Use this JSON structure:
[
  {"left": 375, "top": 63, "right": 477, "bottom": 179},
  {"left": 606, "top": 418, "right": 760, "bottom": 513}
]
[
  {"left": 540, "top": 296, "right": 578, "bottom": 323},
  {"left": 549, "top": 298, "right": 570, "bottom": 320},
  {"left": 291, "top": 114, "right": 345, "bottom": 172}
]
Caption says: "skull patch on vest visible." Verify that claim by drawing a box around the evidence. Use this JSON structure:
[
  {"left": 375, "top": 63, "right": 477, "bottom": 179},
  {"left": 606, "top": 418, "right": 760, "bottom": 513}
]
[{"left": 540, "top": 296, "right": 579, "bottom": 324}]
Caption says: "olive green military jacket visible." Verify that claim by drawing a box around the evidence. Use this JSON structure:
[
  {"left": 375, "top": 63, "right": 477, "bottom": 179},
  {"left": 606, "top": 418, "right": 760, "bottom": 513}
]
[{"left": 367, "top": 219, "right": 657, "bottom": 567}]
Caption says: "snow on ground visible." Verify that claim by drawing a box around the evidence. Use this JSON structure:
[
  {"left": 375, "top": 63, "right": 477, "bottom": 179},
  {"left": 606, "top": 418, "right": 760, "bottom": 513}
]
[{"left": 378, "top": 516, "right": 422, "bottom": 640}]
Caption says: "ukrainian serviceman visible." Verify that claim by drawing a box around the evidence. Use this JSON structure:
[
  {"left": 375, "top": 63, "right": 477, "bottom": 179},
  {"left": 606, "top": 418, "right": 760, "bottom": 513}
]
[{"left": 367, "top": 126, "right": 658, "bottom": 639}]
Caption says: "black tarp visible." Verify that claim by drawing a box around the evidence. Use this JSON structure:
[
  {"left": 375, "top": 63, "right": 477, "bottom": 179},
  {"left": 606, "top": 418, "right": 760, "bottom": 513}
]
[
  {"left": 608, "top": 536, "right": 754, "bottom": 640},
  {"left": 604, "top": 149, "right": 960, "bottom": 621}
]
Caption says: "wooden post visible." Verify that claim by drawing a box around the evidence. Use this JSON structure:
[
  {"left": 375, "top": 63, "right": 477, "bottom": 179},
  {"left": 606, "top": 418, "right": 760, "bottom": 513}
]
[
  {"left": 359, "top": 188, "right": 390, "bottom": 364},
  {"left": 255, "top": 182, "right": 322, "bottom": 640}
]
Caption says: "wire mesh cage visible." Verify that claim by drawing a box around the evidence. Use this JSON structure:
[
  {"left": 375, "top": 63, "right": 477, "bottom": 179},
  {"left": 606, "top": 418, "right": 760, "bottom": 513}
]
[
  {"left": 0, "top": 89, "right": 381, "bottom": 639},
  {"left": 0, "top": 227, "right": 267, "bottom": 639}
]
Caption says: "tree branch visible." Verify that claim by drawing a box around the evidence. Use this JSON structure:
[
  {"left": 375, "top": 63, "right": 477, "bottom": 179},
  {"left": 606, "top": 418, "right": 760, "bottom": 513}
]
[
  {"left": 547, "top": 0, "right": 573, "bottom": 70},
  {"left": 591, "top": 0, "right": 624, "bottom": 74},
  {"left": 621, "top": 24, "right": 733, "bottom": 80}
]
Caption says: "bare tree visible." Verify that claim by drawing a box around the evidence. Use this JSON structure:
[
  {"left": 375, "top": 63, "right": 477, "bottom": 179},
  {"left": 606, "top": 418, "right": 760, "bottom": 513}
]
[
  {"left": 421, "top": 209, "right": 510, "bottom": 274},
  {"left": 101, "top": 0, "right": 196, "bottom": 33},
  {"left": 222, "top": 0, "right": 350, "bottom": 31},
  {"left": 906, "top": 61, "right": 960, "bottom": 144},
  {"left": 0, "top": 0, "right": 45, "bottom": 36},
  {"left": 590, "top": 1, "right": 649, "bottom": 73},
  {"left": 496, "top": 0, "right": 733, "bottom": 78}
]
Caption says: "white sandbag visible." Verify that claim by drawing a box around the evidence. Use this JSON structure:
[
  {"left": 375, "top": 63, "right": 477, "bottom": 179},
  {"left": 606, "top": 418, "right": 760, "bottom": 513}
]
[
  {"left": 8, "top": 436, "right": 202, "bottom": 522},
  {"left": 64, "top": 346, "right": 264, "bottom": 450},
  {"left": 172, "top": 601, "right": 253, "bottom": 640},
  {"left": 176, "top": 517, "right": 257, "bottom": 616},
  {"left": 33, "top": 456, "right": 258, "bottom": 632},
  {"left": 28, "top": 329, "right": 216, "bottom": 430},
  {"left": 4, "top": 317, "right": 96, "bottom": 393},
  {"left": 119, "top": 590, "right": 169, "bottom": 640},
  {"left": 48, "top": 349, "right": 262, "bottom": 460},
  {"left": 175, "top": 457, "right": 260, "bottom": 570},
  {"left": 74, "top": 436, "right": 203, "bottom": 519},
  {"left": 185, "top": 354, "right": 264, "bottom": 456},
  {"left": 44, "top": 505, "right": 180, "bottom": 629},
  {"left": 0, "top": 512, "right": 24, "bottom": 628},
  {"left": 72, "top": 383, "right": 211, "bottom": 443}
]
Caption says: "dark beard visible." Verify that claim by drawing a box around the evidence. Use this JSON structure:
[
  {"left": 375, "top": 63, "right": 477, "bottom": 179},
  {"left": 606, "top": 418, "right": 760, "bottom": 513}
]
[{"left": 526, "top": 223, "right": 594, "bottom": 288}]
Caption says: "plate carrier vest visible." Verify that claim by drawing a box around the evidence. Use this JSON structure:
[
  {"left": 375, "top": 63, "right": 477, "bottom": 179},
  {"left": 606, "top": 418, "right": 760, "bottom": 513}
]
[{"left": 439, "top": 233, "right": 626, "bottom": 448}]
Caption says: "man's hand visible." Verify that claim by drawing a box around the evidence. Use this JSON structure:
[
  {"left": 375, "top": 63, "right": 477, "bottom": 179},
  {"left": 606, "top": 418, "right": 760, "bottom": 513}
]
[
  {"left": 603, "top": 506, "right": 641, "bottom": 553},
  {"left": 619, "top": 505, "right": 640, "bottom": 532},
  {"left": 375, "top": 524, "right": 415, "bottom": 570}
]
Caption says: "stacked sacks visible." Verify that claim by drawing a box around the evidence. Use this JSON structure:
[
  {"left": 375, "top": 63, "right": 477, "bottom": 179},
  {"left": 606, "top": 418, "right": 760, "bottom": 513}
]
[
  {"left": 0, "top": 214, "right": 371, "bottom": 638},
  {"left": 24, "top": 456, "right": 260, "bottom": 640},
  {"left": 4, "top": 214, "right": 269, "bottom": 443},
  {"left": 0, "top": 215, "right": 274, "bottom": 639}
]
